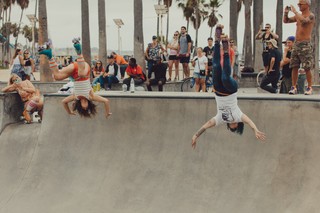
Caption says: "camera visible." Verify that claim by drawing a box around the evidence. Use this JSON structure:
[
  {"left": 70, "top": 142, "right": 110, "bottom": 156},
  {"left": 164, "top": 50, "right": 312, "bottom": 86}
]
[
  {"left": 261, "top": 29, "right": 266, "bottom": 32},
  {"left": 286, "top": 6, "right": 291, "bottom": 11}
]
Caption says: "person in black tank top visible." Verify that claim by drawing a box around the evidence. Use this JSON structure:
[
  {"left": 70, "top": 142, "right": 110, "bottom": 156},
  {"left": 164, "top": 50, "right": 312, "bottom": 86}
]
[
  {"left": 255, "top": 23, "right": 279, "bottom": 72},
  {"left": 280, "top": 36, "right": 295, "bottom": 94}
]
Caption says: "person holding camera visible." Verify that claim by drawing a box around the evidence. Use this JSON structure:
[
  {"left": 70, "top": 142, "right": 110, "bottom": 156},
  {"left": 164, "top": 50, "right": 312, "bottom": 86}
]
[
  {"left": 283, "top": 0, "right": 315, "bottom": 95},
  {"left": 255, "top": 23, "right": 279, "bottom": 72},
  {"left": 192, "top": 47, "right": 208, "bottom": 92}
]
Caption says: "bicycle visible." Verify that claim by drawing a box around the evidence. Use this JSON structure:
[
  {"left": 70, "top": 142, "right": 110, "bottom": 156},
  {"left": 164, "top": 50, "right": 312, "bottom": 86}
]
[{"left": 181, "top": 75, "right": 214, "bottom": 92}]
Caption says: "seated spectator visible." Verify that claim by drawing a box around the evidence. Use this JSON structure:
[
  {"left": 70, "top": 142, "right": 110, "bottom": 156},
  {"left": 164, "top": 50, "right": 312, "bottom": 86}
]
[
  {"left": 111, "top": 52, "right": 128, "bottom": 80},
  {"left": 123, "top": 58, "right": 145, "bottom": 91},
  {"left": 1, "top": 74, "right": 43, "bottom": 123},
  {"left": 97, "top": 56, "right": 120, "bottom": 90},
  {"left": 146, "top": 58, "right": 167, "bottom": 91},
  {"left": 92, "top": 60, "right": 105, "bottom": 85},
  {"left": 279, "top": 36, "right": 294, "bottom": 94}
]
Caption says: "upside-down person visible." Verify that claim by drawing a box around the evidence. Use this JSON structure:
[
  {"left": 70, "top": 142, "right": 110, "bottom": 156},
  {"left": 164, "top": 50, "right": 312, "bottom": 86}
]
[
  {"left": 38, "top": 38, "right": 111, "bottom": 118},
  {"left": 191, "top": 25, "right": 266, "bottom": 149}
]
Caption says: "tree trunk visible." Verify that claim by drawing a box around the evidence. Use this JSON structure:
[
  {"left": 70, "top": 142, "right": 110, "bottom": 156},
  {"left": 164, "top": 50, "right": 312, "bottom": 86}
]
[
  {"left": 134, "top": 0, "right": 145, "bottom": 71},
  {"left": 98, "top": 0, "right": 107, "bottom": 64},
  {"left": 275, "top": 0, "right": 283, "bottom": 53},
  {"left": 157, "top": 0, "right": 161, "bottom": 37},
  {"left": 229, "top": 0, "right": 239, "bottom": 43},
  {"left": 15, "top": 8, "right": 24, "bottom": 48},
  {"left": 311, "top": 0, "right": 319, "bottom": 85},
  {"left": 81, "top": 0, "right": 92, "bottom": 65},
  {"left": 38, "top": 0, "right": 51, "bottom": 82},
  {"left": 194, "top": 0, "right": 199, "bottom": 52},
  {"left": 253, "top": 0, "right": 263, "bottom": 72},
  {"left": 243, "top": 0, "right": 253, "bottom": 67},
  {"left": 166, "top": 6, "right": 169, "bottom": 47}
]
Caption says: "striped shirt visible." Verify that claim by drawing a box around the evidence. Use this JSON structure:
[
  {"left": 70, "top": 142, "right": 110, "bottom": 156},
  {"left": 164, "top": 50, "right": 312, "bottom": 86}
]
[{"left": 74, "top": 78, "right": 91, "bottom": 99}]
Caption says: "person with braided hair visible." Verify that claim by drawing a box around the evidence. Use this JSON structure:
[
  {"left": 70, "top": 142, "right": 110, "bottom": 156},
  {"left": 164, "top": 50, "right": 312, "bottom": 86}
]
[{"left": 38, "top": 38, "right": 111, "bottom": 118}]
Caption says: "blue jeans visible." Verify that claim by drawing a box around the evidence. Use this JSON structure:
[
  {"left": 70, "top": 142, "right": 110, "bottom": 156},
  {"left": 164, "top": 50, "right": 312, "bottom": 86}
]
[
  {"left": 147, "top": 60, "right": 156, "bottom": 79},
  {"left": 98, "top": 75, "right": 119, "bottom": 89},
  {"left": 212, "top": 42, "right": 238, "bottom": 96}
]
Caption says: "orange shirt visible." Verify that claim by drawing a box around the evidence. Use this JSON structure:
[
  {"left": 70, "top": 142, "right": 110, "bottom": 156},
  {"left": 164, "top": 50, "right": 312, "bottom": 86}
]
[
  {"left": 125, "top": 65, "right": 145, "bottom": 80},
  {"left": 220, "top": 48, "right": 235, "bottom": 68},
  {"left": 115, "top": 55, "right": 128, "bottom": 65}
]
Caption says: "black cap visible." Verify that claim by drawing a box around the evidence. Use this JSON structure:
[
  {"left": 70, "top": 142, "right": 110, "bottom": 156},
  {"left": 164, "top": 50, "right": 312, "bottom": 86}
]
[
  {"left": 152, "top": 35, "right": 157, "bottom": 40},
  {"left": 107, "top": 55, "right": 113, "bottom": 59}
]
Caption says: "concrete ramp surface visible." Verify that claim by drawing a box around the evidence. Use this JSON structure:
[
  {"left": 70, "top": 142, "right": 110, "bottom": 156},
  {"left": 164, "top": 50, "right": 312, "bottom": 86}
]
[{"left": 0, "top": 92, "right": 319, "bottom": 213}]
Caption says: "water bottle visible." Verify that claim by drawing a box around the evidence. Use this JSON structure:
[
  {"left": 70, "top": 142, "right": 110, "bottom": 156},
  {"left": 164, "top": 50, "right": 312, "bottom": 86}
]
[
  {"left": 122, "top": 84, "right": 127, "bottom": 92},
  {"left": 93, "top": 84, "right": 97, "bottom": 92},
  {"left": 130, "top": 78, "right": 135, "bottom": 93},
  {"left": 97, "top": 83, "right": 101, "bottom": 91}
]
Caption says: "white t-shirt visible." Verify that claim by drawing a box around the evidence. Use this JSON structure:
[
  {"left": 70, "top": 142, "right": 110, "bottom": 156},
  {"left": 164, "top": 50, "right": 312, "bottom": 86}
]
[
  {"left": 212, "top": 93, "right": 243, "bottom": 126},
  {"left": 193, "top": 55, "right": 208, "bottom": 73},
  {"left": 108, "top": 65, "right": 115, "bottom": 75}
]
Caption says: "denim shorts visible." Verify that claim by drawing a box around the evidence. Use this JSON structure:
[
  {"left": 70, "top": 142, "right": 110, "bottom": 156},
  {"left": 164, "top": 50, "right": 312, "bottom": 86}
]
[{"left": 193, "top": 72, "right": 206, "bottom": 79}]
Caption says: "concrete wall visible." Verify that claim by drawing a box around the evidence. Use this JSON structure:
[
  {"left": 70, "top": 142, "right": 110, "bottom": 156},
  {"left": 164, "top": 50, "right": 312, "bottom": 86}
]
[{"left": 0, "top": 93, "right": 23, "bottom": 133}]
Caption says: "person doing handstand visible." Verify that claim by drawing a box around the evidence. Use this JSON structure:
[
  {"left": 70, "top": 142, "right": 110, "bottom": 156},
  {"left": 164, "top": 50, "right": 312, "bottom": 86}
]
[
  {"left": 38, "top": 38, "right": 111, "bottom": 118},
  {"left": 191, "top": 25, "right": 266, "bottom": 149}
]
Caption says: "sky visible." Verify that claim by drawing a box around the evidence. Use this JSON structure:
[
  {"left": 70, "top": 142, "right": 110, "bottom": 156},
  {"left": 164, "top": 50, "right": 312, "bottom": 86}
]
[{"left": 8, "top": 0, "right": 299, "bottom": 55}]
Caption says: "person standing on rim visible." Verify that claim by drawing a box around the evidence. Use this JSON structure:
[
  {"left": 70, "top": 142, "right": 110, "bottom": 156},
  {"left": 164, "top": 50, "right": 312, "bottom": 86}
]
[
  {"left": 255, "top": 23, "right": 279, "bottom": 72},
  {"left": 177, "top": 26, "right": 192, "bottom": 79},
  {"left": 283, "top": 0, "right": 315, "bottom": 95}
]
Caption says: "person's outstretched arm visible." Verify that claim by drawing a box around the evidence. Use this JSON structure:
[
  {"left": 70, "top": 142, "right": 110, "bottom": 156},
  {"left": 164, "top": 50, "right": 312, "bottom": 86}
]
[
  {"left": 191, "top": 118, "right": 217, "bottom": 149},
  {"left": 2, "top": 84, "right": 16, "bottom": 92},
  {"left": 62, "top": 95, "right": 76, "bottom": 115},
  {"left": 241, "top": 114, "right": 266, "bottom": 141},
  {"left": 91, "top": 91, "right": 112, "bottom": 119}
]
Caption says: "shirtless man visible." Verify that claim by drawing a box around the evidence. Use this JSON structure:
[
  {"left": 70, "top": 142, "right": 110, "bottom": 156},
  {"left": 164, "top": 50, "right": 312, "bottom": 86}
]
[
  {"left": 283, "top": 0, "right": 315, "bottom": 95},
  {"left": 2, "top": 74, "right": 43, "bottom": 123}
]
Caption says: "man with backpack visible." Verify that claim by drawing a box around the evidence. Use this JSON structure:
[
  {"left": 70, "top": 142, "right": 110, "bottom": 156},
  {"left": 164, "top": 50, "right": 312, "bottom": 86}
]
[{"left": 177, "top": 26, "right": 192, "bottom": 79}]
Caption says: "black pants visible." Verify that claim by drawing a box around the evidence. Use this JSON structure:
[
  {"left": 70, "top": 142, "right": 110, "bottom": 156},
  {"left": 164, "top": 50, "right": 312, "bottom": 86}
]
[
  {"left": 147, "top": 78, "right": 166, "bottom": 91},
  {"left": 260, "top": 72, "right": 280, "bottom": 93},
  {"left": 123, "top": 77, "right": 144, "bottom": 90}
]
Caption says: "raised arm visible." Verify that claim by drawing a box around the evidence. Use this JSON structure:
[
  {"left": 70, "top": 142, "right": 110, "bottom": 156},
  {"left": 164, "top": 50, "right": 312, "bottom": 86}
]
[
  {"left": 283, "top": 6, "right": 297, "bottom": 23},
  {"left": 91, "top": 92, "right": 111, "bottom": 119},
  {"left": 62, "top": 95, "right": 76, "bottom": 115},
  {"left": 2, "top": 84, "right": 16, "bottom": 92},
  {"left": 241, "top": 113, "right": 266, "bottom": 141},
  {"left": 191, "top": 118, "right": 217, "bottom": 149}
]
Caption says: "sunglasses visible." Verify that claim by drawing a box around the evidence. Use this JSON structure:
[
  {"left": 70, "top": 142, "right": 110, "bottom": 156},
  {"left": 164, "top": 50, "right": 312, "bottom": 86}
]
[
  {"left": 96, "top": 63, "right": 101, "bottom": 64},
  {"left": 174, "top": 34, "right": 178, "bottom": 36},
  {"left": 24, "top": 53, "right": 29, "bottom": 54},
  {"left": 265, "top": 27, "right": 270, "bottom": 29}
]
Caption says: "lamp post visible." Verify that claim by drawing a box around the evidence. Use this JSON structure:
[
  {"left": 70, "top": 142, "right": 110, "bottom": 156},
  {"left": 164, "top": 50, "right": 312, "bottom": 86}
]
[
  {"left": 154, "top": 4, "right": 168, "bottom": 44},
  {"left": 26, "top": 14, "right": 38, "bottom": 57},
  {"left": 113, "top": 19, "right": 124, "bottom": 54}
]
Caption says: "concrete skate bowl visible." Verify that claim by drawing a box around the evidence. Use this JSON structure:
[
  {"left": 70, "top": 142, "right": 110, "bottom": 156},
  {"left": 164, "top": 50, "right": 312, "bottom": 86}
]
[{"left": 0, "top": 92, "right": 319, "bottom": 213}]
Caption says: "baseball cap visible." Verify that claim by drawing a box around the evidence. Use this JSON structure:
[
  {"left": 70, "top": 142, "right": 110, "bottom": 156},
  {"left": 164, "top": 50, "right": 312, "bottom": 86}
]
[
  {"left": 152, "top": 35, "right": 157, "bottom": 40},
  {"left": 287, "top": 36, "right": 295, "bottom": 42}
]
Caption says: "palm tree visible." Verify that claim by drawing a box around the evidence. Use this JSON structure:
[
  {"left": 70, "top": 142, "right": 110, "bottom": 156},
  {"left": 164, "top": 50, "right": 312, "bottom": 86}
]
[
  {"left": 311, "top": 0, "right": 319, "bottom": 84},
  {"left": 164, "top": 0, "right": 172, "bottom": 46},
  {"left": 98, "top": 0, "right": 107, "bottom": 64},
  {"left": 242, "top": 0, "right": 253, "bottom": 67},
  {"left": 229, "top": 0, "right": 242, "bottom": 43},
  {"left": 38, "top": 0, "right": 51, "bottom": 82},
  {"left": 207, "top": 0, "right": 222, "bottom": 37},
  {"left": 81, "top": 0, "right": 91, "bottom": 66},
  {"left": 253, "top": 0, "right": 263, "bottom": 71},
  {"left": 134, "top": 0, "right": 145, "bottom": 70},
  {"left": 15, "top": 0, "right": 29, "bottom": 47},
  {"left": 275, "top": 0, "right": 283, "bottom": 53},
  {"left": 176, "top": 0, "right": 193, "bottom": 31}
]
